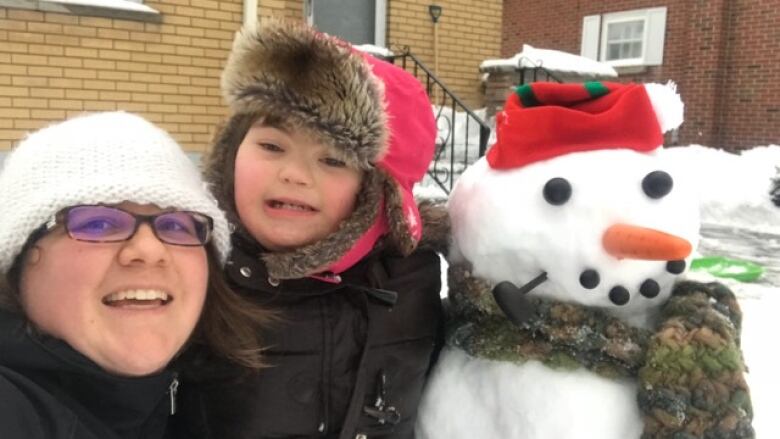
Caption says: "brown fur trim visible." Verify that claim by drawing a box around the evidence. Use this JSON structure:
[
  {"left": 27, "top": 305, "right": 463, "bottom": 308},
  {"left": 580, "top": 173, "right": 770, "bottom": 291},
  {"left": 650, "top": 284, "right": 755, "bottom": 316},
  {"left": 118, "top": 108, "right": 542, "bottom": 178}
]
[
  {"left": 221, "top": 21, "right": 387, "bottom": 170},
  {"left": 261, "top": 171, "right": 383, "bottom": 279},
  {"left": 417, "top": 199, "right": 451, "bottom": 255},
  {"left": 381, "top": 173, "right": 452, "bottom": 256},
  {"left": 203, "top": 114, "right": 255, "bottom": 228}
]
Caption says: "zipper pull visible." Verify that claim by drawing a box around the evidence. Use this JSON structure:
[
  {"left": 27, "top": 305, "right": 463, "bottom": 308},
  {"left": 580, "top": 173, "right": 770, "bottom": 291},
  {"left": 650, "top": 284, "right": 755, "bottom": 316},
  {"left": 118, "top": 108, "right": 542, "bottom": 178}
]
[
  {"left": 168, "top": 374, "right": 180, "bottom": 415},
  {"left": 309, "top": 272, "right": 342, "bottom": 284}
]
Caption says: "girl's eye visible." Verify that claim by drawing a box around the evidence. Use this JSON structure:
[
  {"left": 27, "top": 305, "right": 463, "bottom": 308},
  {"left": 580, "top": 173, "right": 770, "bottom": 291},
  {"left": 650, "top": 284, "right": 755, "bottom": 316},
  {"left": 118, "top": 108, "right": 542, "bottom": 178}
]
[
  {"left": 259, "top": 142, "right": 283, "bottom": 152},
  {"left": 322, "top": 157, "right": 347, "bottom": 168}
]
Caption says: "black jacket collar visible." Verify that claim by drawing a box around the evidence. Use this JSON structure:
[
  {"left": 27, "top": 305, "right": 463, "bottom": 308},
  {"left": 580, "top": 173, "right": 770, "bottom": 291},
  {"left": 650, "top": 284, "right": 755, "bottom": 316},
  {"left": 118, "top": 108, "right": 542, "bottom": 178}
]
[
  {"left": 0, "top": 309, "right": 175, "bottom": 439},
  {"left": 226, "top": 234, "right": 386, "bottom": 296}
]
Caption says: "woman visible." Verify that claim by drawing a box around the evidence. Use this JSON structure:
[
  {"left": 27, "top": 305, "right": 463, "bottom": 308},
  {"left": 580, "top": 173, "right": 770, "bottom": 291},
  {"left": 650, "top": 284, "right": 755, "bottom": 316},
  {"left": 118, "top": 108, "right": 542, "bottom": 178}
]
[{"left": 0, "top": 112, "right": 269, "bottom": 439}]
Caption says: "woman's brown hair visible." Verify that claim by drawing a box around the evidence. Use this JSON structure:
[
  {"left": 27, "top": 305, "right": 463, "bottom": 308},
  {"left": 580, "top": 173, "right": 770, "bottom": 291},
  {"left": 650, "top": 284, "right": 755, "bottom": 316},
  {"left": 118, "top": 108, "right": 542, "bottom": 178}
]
[{"left": 194, "top": 245, "right": 275, "bottom": 369}]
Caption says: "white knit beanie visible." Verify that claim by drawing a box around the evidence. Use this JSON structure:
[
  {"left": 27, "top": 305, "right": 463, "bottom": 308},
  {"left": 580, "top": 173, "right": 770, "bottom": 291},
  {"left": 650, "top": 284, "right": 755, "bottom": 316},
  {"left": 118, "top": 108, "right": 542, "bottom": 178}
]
[{"left": 0, "top": 111, "right": 231, "bottom": 273}]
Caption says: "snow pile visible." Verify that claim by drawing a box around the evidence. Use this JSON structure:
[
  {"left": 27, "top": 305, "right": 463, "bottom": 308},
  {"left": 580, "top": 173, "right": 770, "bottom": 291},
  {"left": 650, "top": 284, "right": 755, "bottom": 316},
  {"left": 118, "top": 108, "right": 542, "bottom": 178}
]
[
  {"left": 660, "top": 145, "right": 780, "bottom": 233},
  {"left": 480, "top": 44, "right": 618, "bottom": 78}
]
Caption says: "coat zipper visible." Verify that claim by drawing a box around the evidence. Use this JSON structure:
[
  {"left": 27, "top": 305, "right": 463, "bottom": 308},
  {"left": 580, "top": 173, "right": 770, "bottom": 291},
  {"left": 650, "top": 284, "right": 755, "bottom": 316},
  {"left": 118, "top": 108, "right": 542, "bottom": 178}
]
[{"left": 168, "top": 373, "right": 179, "bottom": 415}]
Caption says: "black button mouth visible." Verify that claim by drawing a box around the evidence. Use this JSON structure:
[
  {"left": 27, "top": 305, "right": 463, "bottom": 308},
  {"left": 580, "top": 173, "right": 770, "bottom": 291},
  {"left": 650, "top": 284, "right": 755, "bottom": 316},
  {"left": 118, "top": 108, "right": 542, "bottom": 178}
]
[
  {"left": 666, "top": 260, "right": 687, "bottom": 274},
  {"left": 608, "top": 286, "right": 630, "bottom": 305},
  {"left": 579, "top": 269, "right": 600, "bottom": 289},
  {"left": 639, "top": 279, "right": 661, "bottom": 298}
]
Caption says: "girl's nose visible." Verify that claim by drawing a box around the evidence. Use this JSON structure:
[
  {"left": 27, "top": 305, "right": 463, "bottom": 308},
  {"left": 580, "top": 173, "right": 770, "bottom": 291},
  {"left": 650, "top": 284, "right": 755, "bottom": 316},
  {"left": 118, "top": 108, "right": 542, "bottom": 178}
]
[{"left": 279, "top": 158, "right": 313, "bottom": 186}]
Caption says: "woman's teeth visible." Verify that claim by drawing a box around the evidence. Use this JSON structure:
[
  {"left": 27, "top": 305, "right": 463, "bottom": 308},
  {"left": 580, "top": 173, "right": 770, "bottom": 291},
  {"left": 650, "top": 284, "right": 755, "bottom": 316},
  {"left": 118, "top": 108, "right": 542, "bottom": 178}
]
[{"left": 103, "top": 289, "right": 171, "bottom": 305}]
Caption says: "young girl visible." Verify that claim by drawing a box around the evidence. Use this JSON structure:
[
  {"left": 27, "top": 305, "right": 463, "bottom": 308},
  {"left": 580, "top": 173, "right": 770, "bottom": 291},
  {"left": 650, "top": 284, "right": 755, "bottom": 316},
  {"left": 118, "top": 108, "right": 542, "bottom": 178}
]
[
  {"left": 175, "top": 22, "right": 446, "bottom": 438},
  {"left": 0, "top": 112, "right": 268, "bottom": 439}
]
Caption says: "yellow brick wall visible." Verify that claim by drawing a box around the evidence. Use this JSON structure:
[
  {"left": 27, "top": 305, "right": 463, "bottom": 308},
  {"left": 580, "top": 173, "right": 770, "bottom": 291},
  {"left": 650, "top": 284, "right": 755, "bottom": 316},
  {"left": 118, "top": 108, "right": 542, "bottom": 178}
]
[
  {"left": 1, "top": 0, "right": 502, "bottom": 152},
  {"left": 258, "top": 0, "right": 302, "bottom": 23},
  {"left": 388, "top": 0, "right": 502, "bottom": 107},
  {"left": 0, "top": 0, "right": 244, "bottom": 152}
]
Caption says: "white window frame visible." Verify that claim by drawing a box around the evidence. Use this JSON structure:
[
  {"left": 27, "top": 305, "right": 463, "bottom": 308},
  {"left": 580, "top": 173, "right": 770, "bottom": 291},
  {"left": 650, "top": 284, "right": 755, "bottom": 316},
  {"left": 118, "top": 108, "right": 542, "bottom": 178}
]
[
  {"left": 304, "top": 0, "right": 387, "bottom": 46},
  {"left": 581, "top": 7, "right": 667, "bottom": 67},
  {"left": 601, "top": 15, "right": 647, "bottom": 66}
]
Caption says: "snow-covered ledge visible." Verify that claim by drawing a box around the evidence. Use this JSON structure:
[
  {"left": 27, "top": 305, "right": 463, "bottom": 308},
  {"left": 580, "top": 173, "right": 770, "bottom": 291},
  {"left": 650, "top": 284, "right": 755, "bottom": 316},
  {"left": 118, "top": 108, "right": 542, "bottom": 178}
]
[
  {"left": 0, "top": 0, "right": 161, "bottom": 22},
  {"left": 481, "top": 44, "right": 617, "bottom": 78},
  {"left": 354, "top": 44, "right": 394, "bottom": 60}
]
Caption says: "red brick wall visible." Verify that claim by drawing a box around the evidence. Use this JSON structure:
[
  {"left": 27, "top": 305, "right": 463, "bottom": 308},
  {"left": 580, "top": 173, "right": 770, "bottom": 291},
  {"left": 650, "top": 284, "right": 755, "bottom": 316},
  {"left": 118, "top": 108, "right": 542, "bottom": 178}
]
[
  {"left": 501, "top": 0, "right": 779, "bottom": 149},
  {"left": 717, "top": 0, "right": 780, "bottom": 148}
]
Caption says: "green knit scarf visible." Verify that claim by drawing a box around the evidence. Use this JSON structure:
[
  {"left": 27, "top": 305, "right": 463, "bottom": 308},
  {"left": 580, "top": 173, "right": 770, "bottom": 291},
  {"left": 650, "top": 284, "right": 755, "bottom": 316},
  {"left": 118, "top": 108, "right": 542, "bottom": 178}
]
[{"left": 446, "top": 263, "right": 754, "bottom": 439}]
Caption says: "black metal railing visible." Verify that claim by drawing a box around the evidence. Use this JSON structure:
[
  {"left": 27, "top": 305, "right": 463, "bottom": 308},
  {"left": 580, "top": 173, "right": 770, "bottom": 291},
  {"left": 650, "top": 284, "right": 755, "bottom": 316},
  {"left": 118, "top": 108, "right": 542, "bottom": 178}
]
[
  {"left": 516, "top": 65, "right": 564, "bottom": 85},
  {"left": 386, "top": 47, "right": 491, "bottom": 194}
]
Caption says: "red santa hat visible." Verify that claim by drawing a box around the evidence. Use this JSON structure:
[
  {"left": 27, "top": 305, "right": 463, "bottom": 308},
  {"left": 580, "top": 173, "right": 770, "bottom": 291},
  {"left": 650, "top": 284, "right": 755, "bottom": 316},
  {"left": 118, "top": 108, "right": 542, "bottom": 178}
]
[{"left": 487, "top": 82, "right": 684, "bottom": 169}]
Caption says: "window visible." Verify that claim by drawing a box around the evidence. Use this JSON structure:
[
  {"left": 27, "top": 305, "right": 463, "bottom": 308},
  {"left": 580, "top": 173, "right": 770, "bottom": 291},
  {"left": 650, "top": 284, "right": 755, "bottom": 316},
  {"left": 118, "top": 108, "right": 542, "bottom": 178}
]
[
  {"left": 581, "top": 7, "right": 667, "bottom": 67},
  {"left": 305, "top": 0, "right": 387, "bottom": 46}
]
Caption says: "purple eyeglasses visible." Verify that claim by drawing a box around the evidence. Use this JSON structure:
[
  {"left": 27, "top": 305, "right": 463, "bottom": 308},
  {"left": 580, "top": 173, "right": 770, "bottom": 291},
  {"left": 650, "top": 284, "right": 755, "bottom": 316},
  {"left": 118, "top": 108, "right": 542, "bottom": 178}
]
[{"left": 46, "top": 205, "right": 213, "bottom": 247}]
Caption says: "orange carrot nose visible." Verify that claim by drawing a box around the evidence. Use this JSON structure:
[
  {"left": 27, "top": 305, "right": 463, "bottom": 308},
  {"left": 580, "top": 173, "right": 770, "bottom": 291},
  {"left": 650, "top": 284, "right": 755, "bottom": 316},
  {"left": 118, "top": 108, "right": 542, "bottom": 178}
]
[{"left": 602, "top": 223, "right": 693, "bottom": 261}]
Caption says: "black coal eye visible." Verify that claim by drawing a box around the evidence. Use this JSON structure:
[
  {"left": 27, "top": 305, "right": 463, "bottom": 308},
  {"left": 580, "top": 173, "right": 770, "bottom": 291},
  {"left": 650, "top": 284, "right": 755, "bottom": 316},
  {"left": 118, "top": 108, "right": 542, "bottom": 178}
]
[
  {"left": 543, "top": 177, "right": 572, "bottom": 205},
  {"left": 642, "top": 170, "right": 673, "bottom": 199}
]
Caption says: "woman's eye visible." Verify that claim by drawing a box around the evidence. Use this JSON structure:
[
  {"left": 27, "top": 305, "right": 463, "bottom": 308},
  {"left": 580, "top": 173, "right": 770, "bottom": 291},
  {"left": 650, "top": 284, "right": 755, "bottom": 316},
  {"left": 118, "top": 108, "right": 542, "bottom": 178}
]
[
  {"left": 157, "top": 219, "right": 187, "bottom": 232},
  {"left": 322, "top": 157, "right": 347, "bottom": 168},
  {"left": 72, "top": 218, "right": 119, "bottom": 233}
]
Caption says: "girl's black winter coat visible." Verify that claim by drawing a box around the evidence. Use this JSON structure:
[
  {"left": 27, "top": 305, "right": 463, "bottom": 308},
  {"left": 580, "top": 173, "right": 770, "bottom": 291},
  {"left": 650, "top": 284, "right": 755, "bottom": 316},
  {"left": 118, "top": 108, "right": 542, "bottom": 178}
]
[
  {"left": 173, "top": 238, "right": 444, "bottom": 439},
  {"left": 0, "top": 309, "right": 177, "bottom": 439}
]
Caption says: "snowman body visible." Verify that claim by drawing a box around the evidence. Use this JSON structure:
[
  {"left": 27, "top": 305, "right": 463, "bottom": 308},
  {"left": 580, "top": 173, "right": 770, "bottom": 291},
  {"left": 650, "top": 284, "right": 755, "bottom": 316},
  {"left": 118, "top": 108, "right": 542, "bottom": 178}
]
[
  {"left": 417, "top": 348, "right": 642, "bottom": 439},
  {"left": 417, "top": 146, "right": 700, "bottom": 438}
]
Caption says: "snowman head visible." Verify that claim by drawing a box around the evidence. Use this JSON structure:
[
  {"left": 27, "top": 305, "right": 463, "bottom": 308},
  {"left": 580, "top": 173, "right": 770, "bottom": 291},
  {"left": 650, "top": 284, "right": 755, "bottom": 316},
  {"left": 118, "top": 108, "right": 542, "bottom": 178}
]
[{"left": 449, "top": 82, "right": 695, "bottom": 328}]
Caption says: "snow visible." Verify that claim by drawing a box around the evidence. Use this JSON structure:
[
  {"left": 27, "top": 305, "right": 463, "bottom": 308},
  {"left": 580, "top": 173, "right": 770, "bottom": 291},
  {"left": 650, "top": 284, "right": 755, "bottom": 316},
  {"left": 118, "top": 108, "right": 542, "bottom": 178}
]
[
  {"left": 480, "top": 44, "right": 618, "bottom": 78},
  {"left": 661, "top": 145, "right": 780, "bottom": 234},
  {"left": 46, "top": 0, "right": 159, "bottom": 14},
  {"left": 418, "top": 348, "right": 643, "bottom": 439},
  {"left": 354, "top": 44, "right": 394, "bottom": 58}
]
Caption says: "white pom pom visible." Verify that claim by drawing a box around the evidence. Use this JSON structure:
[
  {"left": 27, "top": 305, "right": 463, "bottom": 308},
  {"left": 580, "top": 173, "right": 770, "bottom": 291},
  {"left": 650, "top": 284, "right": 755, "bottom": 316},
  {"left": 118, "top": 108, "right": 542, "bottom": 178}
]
[{"left": 644, "top": 81, "right": 684, "bottom": 133}]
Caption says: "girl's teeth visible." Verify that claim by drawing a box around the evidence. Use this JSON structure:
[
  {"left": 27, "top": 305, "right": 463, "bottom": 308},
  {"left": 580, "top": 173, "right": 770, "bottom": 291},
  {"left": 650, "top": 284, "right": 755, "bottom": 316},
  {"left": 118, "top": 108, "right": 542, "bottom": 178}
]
[
  {"left": 104, "top": 289, "right": 170, "bottom": 303},
  {"left": 272, "top": 201, "right": 311, "bottom": 211}
]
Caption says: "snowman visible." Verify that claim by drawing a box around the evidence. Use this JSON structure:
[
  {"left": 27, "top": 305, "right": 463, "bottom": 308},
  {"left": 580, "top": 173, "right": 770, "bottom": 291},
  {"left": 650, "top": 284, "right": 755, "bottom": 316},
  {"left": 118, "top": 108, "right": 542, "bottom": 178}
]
[{"left": 416, "top": 82, "right": 753, "bottom": 439}]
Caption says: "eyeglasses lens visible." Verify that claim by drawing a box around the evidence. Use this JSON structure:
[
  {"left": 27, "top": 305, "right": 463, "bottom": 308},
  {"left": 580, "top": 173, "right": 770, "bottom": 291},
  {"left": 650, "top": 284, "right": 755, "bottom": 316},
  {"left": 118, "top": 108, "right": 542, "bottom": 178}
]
[
  {"left": 153, "top": 211, "right": 211, "bottom": 246},
  {"left": 67, "top": 206, "right": 136, "bottom": 242},
  {"left": 65, "top": 206, "right": 211, "bottom": 246}
]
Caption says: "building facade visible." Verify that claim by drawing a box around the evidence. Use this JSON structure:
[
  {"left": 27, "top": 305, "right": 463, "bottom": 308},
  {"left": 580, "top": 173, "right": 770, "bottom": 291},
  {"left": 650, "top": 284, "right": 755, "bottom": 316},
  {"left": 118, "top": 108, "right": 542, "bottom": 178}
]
[
  {"left": 0, "top": 0, "right": 502, "bottom": 159},
  {"left": 502, "top": 0, "right": 780, "bottom": 150}
]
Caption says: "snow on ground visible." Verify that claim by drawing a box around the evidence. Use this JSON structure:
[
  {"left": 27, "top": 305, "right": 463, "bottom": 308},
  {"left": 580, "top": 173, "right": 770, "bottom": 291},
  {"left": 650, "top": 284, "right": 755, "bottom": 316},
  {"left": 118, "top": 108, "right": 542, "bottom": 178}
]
[{"left": 417, "top": 122, "right": 780, "bottom": 437}]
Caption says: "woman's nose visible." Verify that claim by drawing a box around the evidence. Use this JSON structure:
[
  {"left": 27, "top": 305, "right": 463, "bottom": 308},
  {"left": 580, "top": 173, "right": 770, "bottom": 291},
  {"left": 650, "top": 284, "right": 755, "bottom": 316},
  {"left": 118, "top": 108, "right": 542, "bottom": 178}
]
[{"left": 117, "top": 223, "right": 170, "bottom": 266}]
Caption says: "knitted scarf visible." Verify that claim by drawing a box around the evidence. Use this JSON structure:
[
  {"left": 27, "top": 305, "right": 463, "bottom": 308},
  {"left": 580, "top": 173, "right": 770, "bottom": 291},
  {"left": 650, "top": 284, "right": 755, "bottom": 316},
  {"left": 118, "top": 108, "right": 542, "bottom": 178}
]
[{"left": 446, "top": 263, "right": 754, "bottom": 439}]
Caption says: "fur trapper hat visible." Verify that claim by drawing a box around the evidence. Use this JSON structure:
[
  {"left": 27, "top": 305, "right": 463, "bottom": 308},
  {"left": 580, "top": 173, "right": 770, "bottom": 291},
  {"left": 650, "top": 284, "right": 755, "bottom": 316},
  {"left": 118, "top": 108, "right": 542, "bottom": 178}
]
[{"left": 208, "top": 21, "right": 436, "bottom": 278}]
